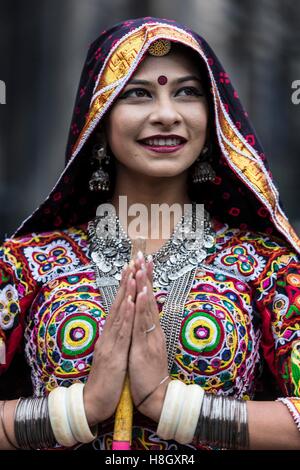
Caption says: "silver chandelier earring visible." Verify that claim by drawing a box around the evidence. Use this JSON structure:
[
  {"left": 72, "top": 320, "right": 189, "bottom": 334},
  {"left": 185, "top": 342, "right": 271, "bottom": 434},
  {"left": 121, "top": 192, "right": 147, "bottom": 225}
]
[
  {"left": 191, "top": 144, "right": 216, "bottom": 184},
  {"left": 89, "top": 134, "right": 111, "bottom": 192}
]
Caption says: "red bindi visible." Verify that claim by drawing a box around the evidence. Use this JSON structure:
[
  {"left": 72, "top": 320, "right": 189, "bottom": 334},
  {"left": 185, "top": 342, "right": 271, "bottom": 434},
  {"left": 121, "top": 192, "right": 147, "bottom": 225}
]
[{"left": 157, "top": 75, "right": 168, "bottom": 85}]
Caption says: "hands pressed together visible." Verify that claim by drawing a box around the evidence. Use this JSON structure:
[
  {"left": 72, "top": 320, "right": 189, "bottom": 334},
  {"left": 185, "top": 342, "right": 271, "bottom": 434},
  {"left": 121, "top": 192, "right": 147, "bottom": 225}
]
[{"left": 83, "top": 252, "right": 171, "bottom": 427}]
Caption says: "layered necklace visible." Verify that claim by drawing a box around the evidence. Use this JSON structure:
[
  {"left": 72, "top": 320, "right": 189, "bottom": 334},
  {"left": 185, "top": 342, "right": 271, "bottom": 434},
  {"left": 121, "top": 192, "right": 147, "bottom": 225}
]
[{"left": 88, "top": 202, "right": 215, "bottom": 371}]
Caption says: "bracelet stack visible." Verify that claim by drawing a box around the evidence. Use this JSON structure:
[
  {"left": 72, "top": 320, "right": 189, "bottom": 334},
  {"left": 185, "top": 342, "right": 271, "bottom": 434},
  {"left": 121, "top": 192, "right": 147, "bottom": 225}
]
[
  {"left": 194, "top": 393, "right": 249, "bottom": 449},
  {"left": 8, "top": 379, "right": 250, "bottom": 449},
  {"left": 13, "top": 383, "right": 97, "bottom": 449},
  {"left": 157, "top": 380, "right": 204, "bottom": 444},
  {"left": 156, "top": 379, "right": 249, "bottom": 449},
  {"left": 14, "top": 397, "right": 56, "bottom": 449}
]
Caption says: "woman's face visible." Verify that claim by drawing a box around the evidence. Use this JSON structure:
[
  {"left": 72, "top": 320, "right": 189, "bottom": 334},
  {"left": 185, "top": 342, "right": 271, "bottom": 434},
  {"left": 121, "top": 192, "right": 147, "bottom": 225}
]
[{"left": 105, "top": 47, "right": 209, "bottom": 179}]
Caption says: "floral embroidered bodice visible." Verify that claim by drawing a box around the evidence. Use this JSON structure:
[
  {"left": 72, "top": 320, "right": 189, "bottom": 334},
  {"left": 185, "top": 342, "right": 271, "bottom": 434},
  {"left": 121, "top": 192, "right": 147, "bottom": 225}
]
[{"left": 1, "top": 219, "right": 299, "bottom": 449}]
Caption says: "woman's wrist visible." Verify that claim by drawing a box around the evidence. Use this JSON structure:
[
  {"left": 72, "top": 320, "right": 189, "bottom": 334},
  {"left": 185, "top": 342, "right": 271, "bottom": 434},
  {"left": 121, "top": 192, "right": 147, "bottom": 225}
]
[
  {"left": 0, "top": 400, "right": 19, "bottom": 450},
  {"left": 139, "top": 377, "right": 171, "bottom": 423},
  {"left": 83, "top": 386, "right": 100, "bottom": 427},
  {"left": 0, "top": 385, "right": 98, "bottom": 450}
]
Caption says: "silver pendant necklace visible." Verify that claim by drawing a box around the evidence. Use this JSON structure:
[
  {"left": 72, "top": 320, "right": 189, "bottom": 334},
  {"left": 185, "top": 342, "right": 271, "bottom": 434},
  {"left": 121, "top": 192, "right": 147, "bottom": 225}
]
[{"left": 88, "top": 202, "right": 215, "bottom": 288}]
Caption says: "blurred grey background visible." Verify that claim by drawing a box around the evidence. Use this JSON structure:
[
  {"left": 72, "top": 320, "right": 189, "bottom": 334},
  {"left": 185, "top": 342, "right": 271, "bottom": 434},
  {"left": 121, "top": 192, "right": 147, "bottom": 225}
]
[{"left": 0, "top": 0, "right": 299, "bottom": 241}]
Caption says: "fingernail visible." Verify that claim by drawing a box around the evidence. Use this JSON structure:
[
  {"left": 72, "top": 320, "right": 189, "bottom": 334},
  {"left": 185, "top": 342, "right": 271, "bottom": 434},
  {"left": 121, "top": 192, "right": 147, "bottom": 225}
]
[
  {"left": 142, "top": 286, "right": 147, "bottom": 294},
  {"left": 128, "top": 272, "right": 133, "bottom": 281},
  {"left": 141, "top": 263, "right": 146, "bottom": 271},
  {"left": 137, "top": 250, "right": 144, "bottom": 260},
  {"left": 127, "top": 294, "right": 132, "bottom": 302},
  {"left": 129, "top": 260, "right": 134, "bottom": 269}
]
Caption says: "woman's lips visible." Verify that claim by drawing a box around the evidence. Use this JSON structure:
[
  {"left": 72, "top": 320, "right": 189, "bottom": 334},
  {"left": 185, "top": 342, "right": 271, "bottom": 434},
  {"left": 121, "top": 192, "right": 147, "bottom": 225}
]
[{"left": 138, "top": 142, "right": 187, "bottom": 153}]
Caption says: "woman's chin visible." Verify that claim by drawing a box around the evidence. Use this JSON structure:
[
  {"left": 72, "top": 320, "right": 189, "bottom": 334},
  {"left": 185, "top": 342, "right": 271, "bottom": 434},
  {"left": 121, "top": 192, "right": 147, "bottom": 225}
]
[
  {"left": 134, "top": 158, "right": 191, "bottom": 177},
  {"left": 134, "top": 167, "right": 187, "bottom": 179}
]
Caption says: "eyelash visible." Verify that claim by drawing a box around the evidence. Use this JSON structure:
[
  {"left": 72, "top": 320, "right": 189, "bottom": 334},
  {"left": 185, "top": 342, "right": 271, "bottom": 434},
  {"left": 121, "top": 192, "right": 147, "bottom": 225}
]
[{"left": 119, "top": 86, "right": 203, "bottom": 100}]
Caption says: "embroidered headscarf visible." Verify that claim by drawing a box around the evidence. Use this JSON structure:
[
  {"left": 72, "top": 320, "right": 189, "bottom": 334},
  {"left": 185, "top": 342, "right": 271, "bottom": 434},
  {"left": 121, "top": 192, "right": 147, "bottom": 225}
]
[{"left": 13, "top": 17, "right": 300, "bottom": 254}]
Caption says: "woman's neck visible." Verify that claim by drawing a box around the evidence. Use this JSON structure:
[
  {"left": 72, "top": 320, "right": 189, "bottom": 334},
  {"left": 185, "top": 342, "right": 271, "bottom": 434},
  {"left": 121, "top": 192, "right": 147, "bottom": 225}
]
[
  {"left": 109, "top": 173, "right": 193, "bottom": 248},
  {"left": 111, "top": 170, "right": 192, "bottom": 211}
]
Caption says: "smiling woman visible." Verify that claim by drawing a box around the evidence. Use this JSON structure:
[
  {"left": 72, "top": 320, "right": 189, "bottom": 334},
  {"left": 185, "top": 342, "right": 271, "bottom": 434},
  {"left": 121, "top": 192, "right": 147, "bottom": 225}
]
[
  {"left": 0, "top": 17, "right": 300, "bottom": 452},
  {"left": 107, "top": 46, "right": 208, "bottom": 165},
  {"left": 105, "top": 44, "right": 209, "bottom": 243}
]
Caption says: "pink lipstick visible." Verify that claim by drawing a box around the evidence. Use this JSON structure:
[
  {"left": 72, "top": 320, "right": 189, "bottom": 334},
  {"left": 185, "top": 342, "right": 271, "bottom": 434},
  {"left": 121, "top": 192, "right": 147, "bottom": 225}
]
[{"left": 138, "top": 142, "right": 186, "bottom": 153}]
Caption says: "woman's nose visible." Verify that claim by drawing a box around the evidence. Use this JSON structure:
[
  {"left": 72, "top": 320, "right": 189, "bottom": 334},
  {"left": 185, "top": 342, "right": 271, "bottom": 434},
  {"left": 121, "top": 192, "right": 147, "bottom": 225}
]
[{"left": 148, "top": 96, "right": 182, "bottom": 127}]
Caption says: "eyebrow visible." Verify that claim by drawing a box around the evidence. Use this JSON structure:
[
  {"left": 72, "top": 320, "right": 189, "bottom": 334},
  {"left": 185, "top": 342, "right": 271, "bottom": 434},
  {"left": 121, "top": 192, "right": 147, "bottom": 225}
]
[{"left": 127, "top": 75, "right": 202, "bottom": 85}]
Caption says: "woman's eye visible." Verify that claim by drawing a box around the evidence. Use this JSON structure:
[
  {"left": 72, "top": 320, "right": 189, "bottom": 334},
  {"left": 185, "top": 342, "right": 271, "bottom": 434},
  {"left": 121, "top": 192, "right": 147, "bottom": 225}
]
[
  {"left": 176, "top": 86, "right": 203, "bottom": 97},
  {"left": 119, "top": 88, "right": 150, "bottom": 99},
  {"left": 118, "top": 86, "right": 203, "bottom": 100}
]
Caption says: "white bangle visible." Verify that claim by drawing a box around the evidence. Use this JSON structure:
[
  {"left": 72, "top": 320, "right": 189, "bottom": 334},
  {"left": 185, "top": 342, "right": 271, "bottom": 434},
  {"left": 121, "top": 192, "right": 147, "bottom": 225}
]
[
  {"left": 174, "top": 384, "right": 205, "bottom": 444},
  {"left": 66, "top": 383, "right": 98, "bottom": 443},
  {"left": 48, "top": 387, "right": 77, "bottom": 447},
  {"left": 157, "top": 380, "right": 187, "bottom": 440}
]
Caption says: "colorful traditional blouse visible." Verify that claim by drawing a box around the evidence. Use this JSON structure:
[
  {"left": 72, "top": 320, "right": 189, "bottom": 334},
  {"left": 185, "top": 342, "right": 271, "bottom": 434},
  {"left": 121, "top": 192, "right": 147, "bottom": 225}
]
[{"left": 1, "top": 218, "right": 300, "bottom": 450}]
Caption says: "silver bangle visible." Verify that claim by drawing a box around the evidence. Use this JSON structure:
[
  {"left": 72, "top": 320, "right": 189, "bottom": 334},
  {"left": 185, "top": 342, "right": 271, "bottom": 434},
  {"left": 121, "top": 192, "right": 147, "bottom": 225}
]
[
  {"left": 14, "top": 397, "right": 56, "bottom": 449},
  {"left": 194, "top": 393, "right": 249, "bottom": 449}
]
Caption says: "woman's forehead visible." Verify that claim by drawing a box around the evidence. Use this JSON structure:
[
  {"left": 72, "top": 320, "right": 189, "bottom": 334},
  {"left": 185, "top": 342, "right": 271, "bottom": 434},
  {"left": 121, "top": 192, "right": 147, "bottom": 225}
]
[{"left": 132, "top": 49, "right": 202, "bottom": 80}]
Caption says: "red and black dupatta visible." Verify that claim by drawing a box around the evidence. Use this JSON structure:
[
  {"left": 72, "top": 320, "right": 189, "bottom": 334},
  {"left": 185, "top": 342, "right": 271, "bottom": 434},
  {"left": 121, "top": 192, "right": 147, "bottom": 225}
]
[{"left": 12, "top": 17, "right": 300, "bottom": 254}]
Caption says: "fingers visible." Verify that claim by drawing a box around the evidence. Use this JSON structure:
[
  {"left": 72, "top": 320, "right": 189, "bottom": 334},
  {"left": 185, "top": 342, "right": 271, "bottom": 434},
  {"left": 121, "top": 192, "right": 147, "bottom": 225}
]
[
  {"left": 146, "top": 256, "right": 153, "bottom": 286},
  {"left": 102, "top": 265, "right": 136, "bottom": 345},
  {"left": 134, "top": 262, "right": 160, "bottom": 335},
  {"left": 134, "top": 253, "right": 153, "bottom": 286},
  {"left": 112, "top": 271, "right": 136, "bottom": 349},
  {"left": 105, "top": 251, "right": 157, "bottom": 343},
  {"left": 135, "top": 254, "right": 160, "bottom": 327},
  {"left": 107, "top": 264, "right": 135, "bottom": 324},
  {"left": 123, "top": 264, "right": 136, "bottom": 302},
  {"left": 135, "top": 264, "right": 146, "bottom": 296},
  {"left": 111, "top": 270, "right": 134, "bottom": 328},
  {"left": 114, "top": 291, "right": 135, "bottom": 349},
  {"left": 133, "top": 283, "right": 151, "bottom": 337}
]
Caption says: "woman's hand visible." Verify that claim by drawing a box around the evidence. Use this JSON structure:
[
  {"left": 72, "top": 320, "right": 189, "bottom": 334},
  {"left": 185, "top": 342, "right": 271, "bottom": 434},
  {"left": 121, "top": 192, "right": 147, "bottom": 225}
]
[
  {"left": 83, "top": 263, "right": 136, "bottom": 426},
  {"left": 128, "top": 253, "right": 171, "bottom": 422}
]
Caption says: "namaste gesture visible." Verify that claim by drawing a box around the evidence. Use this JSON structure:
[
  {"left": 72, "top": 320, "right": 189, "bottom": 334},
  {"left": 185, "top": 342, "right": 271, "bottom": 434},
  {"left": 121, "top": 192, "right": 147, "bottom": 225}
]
[{"left": 83, "top": 252, "right": 170, "bottom": 426}]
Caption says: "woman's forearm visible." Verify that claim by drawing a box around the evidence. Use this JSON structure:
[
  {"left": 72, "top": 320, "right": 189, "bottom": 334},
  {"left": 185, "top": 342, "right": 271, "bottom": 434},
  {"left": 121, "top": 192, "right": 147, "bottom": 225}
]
[
  {"left": 2, "top": 397, "right": 300, "bottom": 450},
  {"left": 247, "top": 400, "right": 300, "bottom": 449},
  {"left": 0, "top": 400, "right": 18, "bottom": 449},
  {"left": 151, "top": 388, "right": 300, "bottom": 449}
]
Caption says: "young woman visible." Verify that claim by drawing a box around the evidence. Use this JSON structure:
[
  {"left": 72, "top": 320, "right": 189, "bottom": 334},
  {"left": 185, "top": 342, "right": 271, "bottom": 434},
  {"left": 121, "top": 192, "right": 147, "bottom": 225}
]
[{"left": 0, "top": 17, "right": 299, "bottom": 450}]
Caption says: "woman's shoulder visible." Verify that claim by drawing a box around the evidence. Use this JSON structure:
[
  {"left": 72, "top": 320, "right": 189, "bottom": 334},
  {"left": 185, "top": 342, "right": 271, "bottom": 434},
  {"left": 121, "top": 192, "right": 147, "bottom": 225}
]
[
  {"left": 0, "top": 222, "right": 91, "bottom": 285},
  {"left": 209, "top": 218, "right": 299, "bottom": 274},
  {"left": 206, "top": 219, "right": 299, "bottom": 289},
  {"left": 211, "top": 218, "right": 296, "bottom": 254},
  {"left": 1, "top": 222, "right": 89, "bottom": 250}
]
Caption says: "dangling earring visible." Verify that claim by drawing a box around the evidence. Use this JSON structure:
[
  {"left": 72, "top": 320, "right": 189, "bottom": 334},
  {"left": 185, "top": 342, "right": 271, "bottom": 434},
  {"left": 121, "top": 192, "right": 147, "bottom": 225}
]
[
  {"left": 191, "top": 145, "right": 216, "bottom": 184},
  {"left": 88, "top": 135, "right": 111, "bottom": 192}
]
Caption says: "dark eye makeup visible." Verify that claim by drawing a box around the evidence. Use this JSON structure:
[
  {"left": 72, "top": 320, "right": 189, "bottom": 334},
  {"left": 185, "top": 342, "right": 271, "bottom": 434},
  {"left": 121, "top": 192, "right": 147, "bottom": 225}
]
[{"left": 118, "top": 86, "right": 204, "bottom": 100}]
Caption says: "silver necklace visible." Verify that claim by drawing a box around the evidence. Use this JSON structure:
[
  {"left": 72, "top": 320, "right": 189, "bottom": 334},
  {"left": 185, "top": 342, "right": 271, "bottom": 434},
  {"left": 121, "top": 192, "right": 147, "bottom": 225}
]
[{"left": 88, "top": 202, "right": 215, "bottom": 289}]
